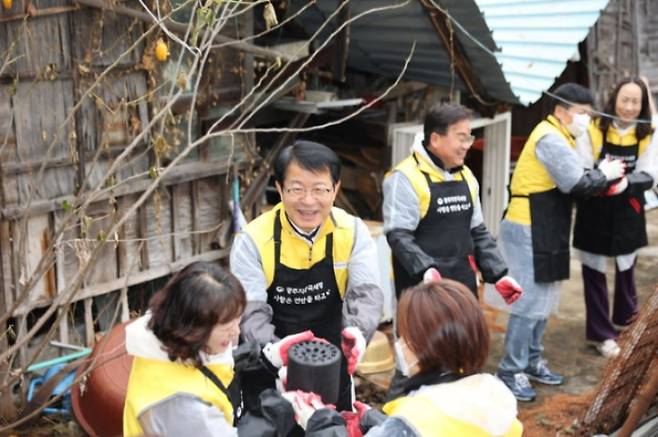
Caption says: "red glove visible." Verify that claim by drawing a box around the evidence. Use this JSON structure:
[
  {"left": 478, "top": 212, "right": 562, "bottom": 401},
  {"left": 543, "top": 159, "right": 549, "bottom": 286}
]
[
  {"left": 495, "top": 276, "right": 523, "bottom": 305},
  {"left": 423, "top": 267, "right": 442, "bottom": 283},
  {"left": 339, "top": 401, "right": 371, "bottom": 437},
  {"left": 341, "top": 327, "right": 366, "bottom": 374},
  {"left": 263, "top": 330, "right": 316, "bottom": 368},
  {"left": 606, "top": 176, "right": 628, "bottom": 196}
]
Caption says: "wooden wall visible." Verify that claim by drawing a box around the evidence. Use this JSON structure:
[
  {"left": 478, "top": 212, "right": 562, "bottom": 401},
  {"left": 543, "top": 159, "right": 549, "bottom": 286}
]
[
  {"left": 0, "top": 1, "right": 254, "bottom": 354},
  {"left": 636, "top": 0, "right": 658, "bottom": 103}
]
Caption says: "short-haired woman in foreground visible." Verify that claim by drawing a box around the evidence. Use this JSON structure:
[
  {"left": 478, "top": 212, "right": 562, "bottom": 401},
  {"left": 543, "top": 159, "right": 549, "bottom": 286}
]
[{"left": 283, "top": 279, "right": 523, "bottom": 436}]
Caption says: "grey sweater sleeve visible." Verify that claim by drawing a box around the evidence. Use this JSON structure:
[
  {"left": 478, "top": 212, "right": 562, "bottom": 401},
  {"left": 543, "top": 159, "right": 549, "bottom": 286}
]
[
  {"left": 343, "top": 218, "right": 384, "bottom": 341},
  {"left": 536, "top": 133, "right": 609, "bottom": 196},
  {"left": 139, "top": 393, "right": 237, "bottom": 437}
]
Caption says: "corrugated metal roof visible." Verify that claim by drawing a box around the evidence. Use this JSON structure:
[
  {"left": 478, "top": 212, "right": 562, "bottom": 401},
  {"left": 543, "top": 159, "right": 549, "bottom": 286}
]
[
  {"left": 475, "top": 0, "right": 609, "bottom": 105},
  {"left": 289, "top": 0, "right": 518, "bottom": 104}
]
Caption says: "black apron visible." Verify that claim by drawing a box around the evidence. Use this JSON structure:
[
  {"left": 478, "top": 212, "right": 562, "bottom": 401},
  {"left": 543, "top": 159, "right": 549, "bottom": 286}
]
[
  {"left": 393, "top": 166, "right": 477, "bottom": 297},
  {"left": 242, "top": 211, "right": 352, "bottom": 413},
  {"left": 526, "top": 188, "right": 573, "bottom": 282},
  {"left": 574, "top": 141, "right": 647, "bottom": 256}
]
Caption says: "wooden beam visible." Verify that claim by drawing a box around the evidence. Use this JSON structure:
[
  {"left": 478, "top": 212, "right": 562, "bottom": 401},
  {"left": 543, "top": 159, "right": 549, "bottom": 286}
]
[
  {"left": 332, "top": 1, "right": 351, "bottom": 82},
  {"left": 419, "top": 0, "right": 496, "bottom": 115},
  {"left": 1, "top": 160, "right": 250, "bottom": 220},
  {"left": 74, "top": 0, "right": 297, "bottom": 63},
  {"left": 12, "top": 249, "right": 230, "bottom": 315}
]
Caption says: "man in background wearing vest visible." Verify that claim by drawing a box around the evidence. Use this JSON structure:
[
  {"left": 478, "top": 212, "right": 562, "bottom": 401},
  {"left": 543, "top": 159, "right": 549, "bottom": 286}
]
[
  {"left": 383, "top": 103, "right": 523, "bottom": 398},
  {"left": 230, "top": 140, "right": 383, "bottom": 412},
  {"left": 497, "top": 83, "right": 625, "bottom": 402}
]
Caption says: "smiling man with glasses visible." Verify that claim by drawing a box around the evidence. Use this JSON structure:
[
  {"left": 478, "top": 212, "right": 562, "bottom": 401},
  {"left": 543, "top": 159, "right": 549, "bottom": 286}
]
[
  {"left": 230, "top": 140, "right": 383, "bottom": 413},
  {"left": 383, "top": 103, "right": 523, "bottom": 400}
]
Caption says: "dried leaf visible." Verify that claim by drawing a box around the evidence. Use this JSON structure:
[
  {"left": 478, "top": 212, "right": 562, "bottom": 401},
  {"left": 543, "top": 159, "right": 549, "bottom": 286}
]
[{"left": 263, "top": 2, "right": 278, "bottom": 30}]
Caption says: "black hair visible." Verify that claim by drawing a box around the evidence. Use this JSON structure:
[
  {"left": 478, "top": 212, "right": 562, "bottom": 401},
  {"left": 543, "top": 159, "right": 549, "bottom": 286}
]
[
  {"left": 551, "top": 83, "right": 593, "bottom": 112},
  {"left": 273, "top": 140, "right": 341, "bottom": 185},
  {"left": 423, "top": 103, "right": 472, "bottom": 146},
  {"left": 148, "top": 261, "right": 246, "bottom": 367},
  {"left": 599, "top": 77, "right": 654, "bottom": 142}
]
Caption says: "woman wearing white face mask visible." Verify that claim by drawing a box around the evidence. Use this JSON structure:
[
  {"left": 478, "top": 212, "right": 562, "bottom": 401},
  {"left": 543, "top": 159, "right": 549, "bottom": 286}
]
[
  {"left": 282, "top": 279, "right": 523, "bottom": 436},
  {"left": 573, "top": 77, "right": 658, "bottom": 358},
  {"left": 496, "top": 83, "right": 626, "bottom": 403}
]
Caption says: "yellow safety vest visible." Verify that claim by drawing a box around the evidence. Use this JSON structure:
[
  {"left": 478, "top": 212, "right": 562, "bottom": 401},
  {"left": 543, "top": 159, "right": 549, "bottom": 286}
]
[
  {"left": 383, "top": 394, "right": 523, "bottom": 437},
  {"left": 587, "top": 118, "right": 652, "bottom": 161},
  {"left": 505, "top": 115, "right": 575, "bottom": 225},
  {"left": 390, "top": 151, "right": 480, "bottom": 219},
  {"left": 243, "top": 203, "right": 356, "bottom": 298},
  {"left": 123, "top": 357, "right": 234, "bottom": 436}
]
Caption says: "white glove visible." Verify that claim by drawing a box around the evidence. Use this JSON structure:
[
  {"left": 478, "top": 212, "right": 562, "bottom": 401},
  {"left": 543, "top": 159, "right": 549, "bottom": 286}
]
[
  {"left": 275, "top": 366, "right": 288, "bottom": 393},
  {"left": 262, "top": 330, "right": 316, "bottom": 368},
  {"left": 598, "top": 159, "right": 625, "bottom": 181},
  {"left": 423, "top": 267, "right": 442, "bottom": 283},
  {"left": 341, "top": 327, "right": 366, "bottom": 374},
  {"left": 281, "top": 390, "right": 331, "bottom": 430},
  {"left": 606, "top": 176, "right": 628, "bottom": 196}
]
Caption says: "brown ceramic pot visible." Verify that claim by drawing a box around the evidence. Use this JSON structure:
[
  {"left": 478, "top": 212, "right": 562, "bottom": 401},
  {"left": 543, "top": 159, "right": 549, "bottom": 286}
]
[{"left": 71, "top": 322, "right": 133, "bottom": 437}]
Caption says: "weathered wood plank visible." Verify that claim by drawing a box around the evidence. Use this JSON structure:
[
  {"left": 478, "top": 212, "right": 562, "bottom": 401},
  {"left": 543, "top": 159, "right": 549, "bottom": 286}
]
[
  {"left": 144, "top": 188, "right": 173, "bottom": 270},
  {"left": 53, "top": 209, "right": 80, "bottom": 296},
  {"left": 84, "top": 297, "right": 94, "bottom": 347},
  {"left": 71, "top": 7, "right": 144, "bottom": 68},
  {"left": 77, "top": 72, "right": 150, "bottom": 188},
  {"left": 196, "top": 177, "right": 225, "bottom": 252},
  {"left": 0, "top": 86, "right": 18, "bottom": 206},
  {"left": 83, "top": 200, "right": 118, "bottom": 286},
  {"left": 14, "top": 249, "right": 230, "bottom": 315},
  {"left": 2, "top": 159, "right": 251, "bottom": 220},
  {"left": 12, "top": 79, "right": 76, "bottom": 203},
  {"left": 0, "top": 220, "right": 12, "bottom": 313},
  {"left": 116, "top": 193, "right": 142, "bottom": 277},
  {"left": 2, "top": 0, "right": 72, "bottom": 76},
  {"left": 14, "top": 214, "right": 56, "bottom": 306},
  {"left": 171, "top": 183, "right": 193, "bottom": 261}
]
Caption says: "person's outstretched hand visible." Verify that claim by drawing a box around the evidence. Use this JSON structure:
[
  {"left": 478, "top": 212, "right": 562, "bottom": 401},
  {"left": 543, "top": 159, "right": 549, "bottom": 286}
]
[{"left": 495, "top": 276, "right": 523, "bottom": 305}]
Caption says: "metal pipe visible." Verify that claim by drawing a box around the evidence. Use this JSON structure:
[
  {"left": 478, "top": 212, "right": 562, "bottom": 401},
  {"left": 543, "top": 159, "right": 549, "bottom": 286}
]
[{"left": 26, "top": 349, "right": 92, "bottom": 373}]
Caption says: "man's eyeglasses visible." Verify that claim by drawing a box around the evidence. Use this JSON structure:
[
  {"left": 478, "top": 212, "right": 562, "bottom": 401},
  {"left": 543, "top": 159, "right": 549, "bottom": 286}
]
[
  {"left": 283, "top": 186, "right": 334, "bottom": 199},
  {"left": 436, "top": 131, "right": 475, "bottom": 146},
  {"left": 456, "top": 134, "right": 476, "bottom": 146}
]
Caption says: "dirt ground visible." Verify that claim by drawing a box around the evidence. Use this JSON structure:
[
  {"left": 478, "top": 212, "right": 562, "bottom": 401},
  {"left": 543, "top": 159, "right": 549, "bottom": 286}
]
[{"left": 486, "top": 207, "right": 658, "bottom": 435}]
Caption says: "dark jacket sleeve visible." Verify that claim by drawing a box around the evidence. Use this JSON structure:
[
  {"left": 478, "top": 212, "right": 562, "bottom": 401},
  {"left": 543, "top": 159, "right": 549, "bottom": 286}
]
[
  {"left": 569, "top": 168, "right": 610, "bottom": 197},
  {"left": 470, "top": 223, "right": 507, "bottom": 283},
  {"left": 626, "top": 171, "right": 654, "bottom": 198},
  {"left": 304, "top": 408, "right": 389, "bottom": 437},
  {"left": 237, "top": 389, "right": 296, "bottom": 437},
  {"left": 385, "top": 229, "right": 437, "bottom": 282}
]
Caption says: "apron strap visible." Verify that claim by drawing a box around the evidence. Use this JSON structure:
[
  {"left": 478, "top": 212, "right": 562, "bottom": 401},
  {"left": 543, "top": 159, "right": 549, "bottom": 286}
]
[
  {"left": 325, "top": 232, "right": 333, "bottom": 258},
  {"left": 273, "top": 211, "right": 282, "bottom": 268},
  {"left": 199, "top": 365, "right": 230, "bottom": 397}
]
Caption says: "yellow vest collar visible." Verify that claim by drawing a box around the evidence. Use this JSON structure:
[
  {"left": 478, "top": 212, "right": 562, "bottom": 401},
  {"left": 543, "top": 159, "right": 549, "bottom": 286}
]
[
  {"left": 275, "top": 203, "right": 337, "bottom": 242},
  {"left": 411, "top": 144, "right": 450, "bottom": 181}
]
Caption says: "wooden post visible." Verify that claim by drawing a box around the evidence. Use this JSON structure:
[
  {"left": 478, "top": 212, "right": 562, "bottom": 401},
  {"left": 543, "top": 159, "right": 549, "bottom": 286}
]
[{"left": 617, "top": 362, "right": 658, "bottom": 437}]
